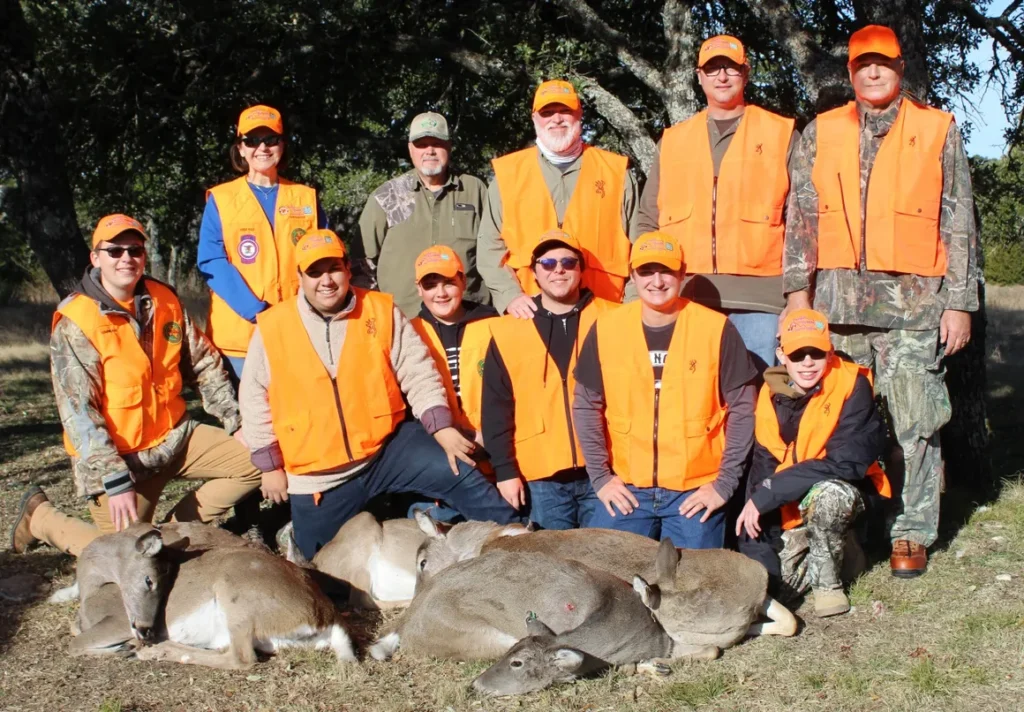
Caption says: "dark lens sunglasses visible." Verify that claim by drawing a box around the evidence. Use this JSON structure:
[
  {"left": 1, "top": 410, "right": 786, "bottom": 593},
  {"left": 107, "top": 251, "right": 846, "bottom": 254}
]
[
  {"left": 96, "top": 246, "right": 146, "bottom": 259},
  {"left": 535, "top": 257, "right": 580, "bottom": 271},
  {"left": 240, "top": 134, "right": 283, "bottom": 148},
  {"left": 788, "top": 347, "right": 828, "bottom": 361}
]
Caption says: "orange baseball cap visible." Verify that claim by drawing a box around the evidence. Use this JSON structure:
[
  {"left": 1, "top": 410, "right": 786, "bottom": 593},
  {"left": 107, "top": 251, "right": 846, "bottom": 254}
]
[
  {"left": 698, "top": 35, "right": 746, "bottom": 67},
  {"left": 237, "top": 104, "right": 284, "bottom": 136},
  {"left": 779, "top": 308, "right": 832, "bottom": 355},
  {"left": 415, "top": 246, "right": 464, "bottom": 282},
  {"left": 630, "top": 231, "right": 684, "bottom": 272},
  {"left": 532, "top": 80, "right": 581, "bottom": 113},
  {"left": 295, "top": 229, "right": 347, "bottom": 272},
  {"left": 92, "top": 214, "right": 148, "bottom": 248},
  {"left": 531, "top": 229, "right": 583, "bottom": 261},
  {"left": 848, "top": 25, "right": 901, "bottom": 62}
]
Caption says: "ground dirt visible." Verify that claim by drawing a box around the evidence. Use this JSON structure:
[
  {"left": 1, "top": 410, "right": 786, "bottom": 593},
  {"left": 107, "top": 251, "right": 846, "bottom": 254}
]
[{"left": 0, "top": 288, "right": 1022, "bottom": 712}]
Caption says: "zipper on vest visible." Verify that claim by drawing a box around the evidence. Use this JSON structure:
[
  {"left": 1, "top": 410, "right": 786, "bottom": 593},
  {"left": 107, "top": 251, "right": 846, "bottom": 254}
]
[
  {"left": 562, "top": 375, "right": 579, "bottom": 468},
  {"left": 330, "top": 378, "right": 354, "bottom": 461},
  {"left": 652, "top": 387, "right": 661, "bottom": 487},
  {"left": 711, "top": 176, "right": 719, "bottom": 274}
]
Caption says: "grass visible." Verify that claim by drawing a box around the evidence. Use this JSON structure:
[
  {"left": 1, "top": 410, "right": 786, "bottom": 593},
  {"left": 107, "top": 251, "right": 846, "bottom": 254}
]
[{"left": 1, "top": 288, "right": 1023, "bottom": 711}]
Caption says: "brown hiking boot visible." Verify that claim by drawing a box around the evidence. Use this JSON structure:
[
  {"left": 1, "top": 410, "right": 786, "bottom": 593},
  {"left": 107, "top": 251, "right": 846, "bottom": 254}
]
[
  {"left": 10, "top": 486, "right": 48, "bottom": 554},
  {"left": 890, "top": 539, "right": 928, "bottom": 578},
  {"left": 813, "top": 589, "right": 851, "bottom": 618}
]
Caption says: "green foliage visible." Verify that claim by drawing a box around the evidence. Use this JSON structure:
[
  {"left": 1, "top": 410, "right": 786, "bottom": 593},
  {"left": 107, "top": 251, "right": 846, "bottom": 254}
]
[{"left": 983, "top": 242, "right": 1024, "bottom": 285}]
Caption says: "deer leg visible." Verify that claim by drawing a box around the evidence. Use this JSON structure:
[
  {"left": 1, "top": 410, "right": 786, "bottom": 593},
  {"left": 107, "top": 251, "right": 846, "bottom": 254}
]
[
  {"left": 69, "top": 616, "right": 135, "bottom": 657},
  {"left": 746, "top": 596, "right": 798, "bottom": 637},
  {"left": 636, "top": 659, "right": 673, "bottom": 677},
  {"left": 669, "top": 643, "right": 720, "bottom": 660},
  {"left": 135, "top": 618, "right": 258, "bottom": 670}
]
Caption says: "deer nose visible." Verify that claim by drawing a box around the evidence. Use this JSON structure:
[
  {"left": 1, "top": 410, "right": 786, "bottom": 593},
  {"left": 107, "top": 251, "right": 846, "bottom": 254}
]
[{"left": 132, "top": 624, "right": 154, "bottom": 641}]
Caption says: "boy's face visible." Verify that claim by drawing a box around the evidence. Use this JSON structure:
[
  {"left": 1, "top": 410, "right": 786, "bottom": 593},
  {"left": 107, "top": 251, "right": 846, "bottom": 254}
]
[
  {"left": 777, "top": 346, "right": 831, "bottom": 392},
  {"left": 417, "top": 273, "right": 465, "bottom": 321}
]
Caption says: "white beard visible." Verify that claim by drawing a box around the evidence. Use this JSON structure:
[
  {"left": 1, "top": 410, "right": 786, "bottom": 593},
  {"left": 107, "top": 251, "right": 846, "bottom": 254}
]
[
  {"left": 418, "top": 163, "right": 445, "bottom": 177},
  {"left": 534, "top": 121, "right": 582, "bottom": 155}
]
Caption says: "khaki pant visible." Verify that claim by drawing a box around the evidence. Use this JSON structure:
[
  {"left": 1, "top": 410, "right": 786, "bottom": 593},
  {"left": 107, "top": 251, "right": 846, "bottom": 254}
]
[{"left": 31, "top": 425, "right": 261, "bottom": 556}]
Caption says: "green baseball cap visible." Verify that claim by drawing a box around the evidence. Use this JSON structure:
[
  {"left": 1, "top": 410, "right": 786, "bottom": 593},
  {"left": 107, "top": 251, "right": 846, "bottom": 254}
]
[{"left": 409, "top": 112, "right": 450, "bottom": 142}]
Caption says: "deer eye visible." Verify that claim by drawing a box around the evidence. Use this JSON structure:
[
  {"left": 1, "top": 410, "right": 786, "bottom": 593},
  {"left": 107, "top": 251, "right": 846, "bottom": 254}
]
[
  {"left": 144, "top": 576, "right": 154, "bottom": 590},
  {"left": 418, "top": 558, "right": 427, "bottom": 571},
  {"left": 510, "top": 660, "right": 524, "bottom": 669}
]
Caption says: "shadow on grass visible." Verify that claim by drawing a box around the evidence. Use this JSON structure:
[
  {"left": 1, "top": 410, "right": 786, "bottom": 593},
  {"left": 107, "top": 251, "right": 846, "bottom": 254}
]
[
  {"left": 0, "top": 421, "right": 64, "bottom": 466},
  {"left": 0, "top": 549, "right": 75, "bottom": 657}
]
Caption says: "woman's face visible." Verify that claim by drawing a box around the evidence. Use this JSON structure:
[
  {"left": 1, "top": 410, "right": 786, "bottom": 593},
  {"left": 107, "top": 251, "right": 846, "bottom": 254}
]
[{"left": 238, "top": 128, "right": 284, "bottom": 175}]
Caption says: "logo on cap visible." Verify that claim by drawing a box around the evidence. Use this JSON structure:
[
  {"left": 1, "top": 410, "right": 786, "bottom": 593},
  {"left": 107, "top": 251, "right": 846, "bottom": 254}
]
[
  {"left": 244, "top": 108, "right": 278, "bottom": 122},
  {"left": 639, "top": 239, "right": 673, "bottom": 252},
  {"left": 786, "top": 316, "right": 824, "bottom": 333},
  {"left": 238, "top": 234, "right": 259, "bottom": 264}
]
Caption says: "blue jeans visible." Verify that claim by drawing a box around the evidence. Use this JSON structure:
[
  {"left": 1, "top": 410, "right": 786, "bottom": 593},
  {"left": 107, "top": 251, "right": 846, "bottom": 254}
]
[
  {"left": 588, "top": 485, "right": 726, "bottom": 549},
  {"left": 526, "top": 470, "right": 599, "bottom": 530},
  {"left": 290, "top": 421, "right": 522, "bottom": 560},
  {"left": 725, "top": 310, "right": 778, "bottom": 374}
]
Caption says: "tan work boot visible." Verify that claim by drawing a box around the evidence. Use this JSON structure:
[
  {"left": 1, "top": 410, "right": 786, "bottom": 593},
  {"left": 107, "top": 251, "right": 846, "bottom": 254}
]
[
  {"left": 10, "top": 486, "right": 48, "bottom": 553},
  {"left": 813, "top": 588, "right": 850, "bottom": 618}
]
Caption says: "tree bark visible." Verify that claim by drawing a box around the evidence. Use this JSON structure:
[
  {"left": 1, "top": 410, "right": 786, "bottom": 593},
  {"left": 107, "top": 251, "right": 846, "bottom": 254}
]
[
  {"left": 0, "top": 0, "right": 90, "bottom": 298},
  {"left": 575, "top": 77, "right": 657, "bottom": 174}
]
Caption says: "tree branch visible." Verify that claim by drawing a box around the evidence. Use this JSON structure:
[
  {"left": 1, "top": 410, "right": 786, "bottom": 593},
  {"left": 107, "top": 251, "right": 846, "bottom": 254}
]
[
  {"left": 575, "top": 75, "right": 657, "bottom": 176},
  {"left": 660, "top": 0, "right": 699, "bottom": 124},
  {"left": 952, "top": 0, "right": 1024, "bottom": 63},
  {"left": 390, "top": 34, "right": 519, "bottom": 79}
]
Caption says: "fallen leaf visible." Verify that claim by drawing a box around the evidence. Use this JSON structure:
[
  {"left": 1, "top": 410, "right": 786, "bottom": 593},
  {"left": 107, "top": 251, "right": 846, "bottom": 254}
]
[{"left": 909, "top": 647, "right": 930, "bottom": 658}]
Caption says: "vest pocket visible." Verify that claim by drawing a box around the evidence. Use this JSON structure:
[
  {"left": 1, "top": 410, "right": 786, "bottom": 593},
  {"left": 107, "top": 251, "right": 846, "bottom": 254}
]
[
  {"left": 103, "top": 384, "right": 144, "bottom": 450},
  {"left": 892, "top": 198, "right": 944, "bottom": 274},
  {"left": 607, "top": 415, "right": 631, "bottom": 434},
  {"left": 276, "top": 416, "right": 316, "bottom": 470},
  {"left": 738, "top": 204, "right": 785, "bottom": 270},
  {"left": 658, "top": 201, "right": 693, "bottom": 228},
  {"left": 512, "top": 416, "right": 545, "bottom": 443},
  {"left": 104, "top": 384, "right": 143, "bottom": 409},
  {"left": 816, "top": 202, "right": 851, "bottom": 265}
]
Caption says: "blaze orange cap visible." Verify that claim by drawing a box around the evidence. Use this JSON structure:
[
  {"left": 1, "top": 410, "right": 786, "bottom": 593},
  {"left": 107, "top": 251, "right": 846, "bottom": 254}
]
[
  {"left": 698, "top": 35, "right": 746, "bottom": 67},
  {"left": 237, "top": 104, "right": 284, "bottom": 136},
  {"left": 415, "top": 246, "right": 464, "bottom": 282},
  {"left": 532, "top": 80, "right": 581, "bottom": 113},
  {"left": 531, "top": 229, "right": 583, "bottom": 263},
  {"left": 92, "top": 214, "right": 148, "bottom": 248},
  {"left": 848, "top": 25, "right": 901, "bottom": 62},
  {"left": 630, "top": 231, "right": 684, "bottom": 272},
  {"left": 295, "top": 229, "right": 347, "bottom": 272},
  {"left": 779, "top": 308, "right": 832, "bottom": 355}
]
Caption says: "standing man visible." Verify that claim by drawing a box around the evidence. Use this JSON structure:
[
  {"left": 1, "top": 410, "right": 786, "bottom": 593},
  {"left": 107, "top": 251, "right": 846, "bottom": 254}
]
[
  {"left": 482, "top": 230, "right": 615, "bottom": 529},
  {"left": 478, "top": 80, "right": 639, "bottom": 316},
  {"left": 636, "top": 36, "right": 797, "bottom": 371},
  {"left": 573, "top": 233, "right": 757, "bottom": 548},
  {"left": 240, "top": 230, "right": 519, "bottom": 560},
  {"left": 11, "top": 215, "right": 261, "bottom": 557},
  {"left": 783, "top": 25, "right": 980, "bottom": 578},
  {"left": 355, "top": 112, "right": 488, "bottom": 317}
]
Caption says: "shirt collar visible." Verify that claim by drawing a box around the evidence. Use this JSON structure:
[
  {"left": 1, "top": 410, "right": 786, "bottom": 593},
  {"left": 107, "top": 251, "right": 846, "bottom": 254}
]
[
  {"left": 405, "top": 169, "right": 460, "bottom": 192},
  {"left": 859, "top": 95, "right": 903, "bottom": 138}
]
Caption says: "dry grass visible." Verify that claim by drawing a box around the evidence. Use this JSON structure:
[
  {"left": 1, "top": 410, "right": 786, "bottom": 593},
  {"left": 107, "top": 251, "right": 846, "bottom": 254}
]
[{"left": 1, "top": 289, "right": 1023, "bottom": 712}]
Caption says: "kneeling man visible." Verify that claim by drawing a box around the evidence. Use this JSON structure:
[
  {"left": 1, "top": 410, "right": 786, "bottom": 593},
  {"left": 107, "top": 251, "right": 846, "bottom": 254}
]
[
  {"left": 573, "top": 232, "right": 757, "bottom": 548},
  {"left": 240, "top": 230, "right": 519, "bottom": 560},
  {"left": 737, "top": 309, "right": 890, "bottom": 617}
]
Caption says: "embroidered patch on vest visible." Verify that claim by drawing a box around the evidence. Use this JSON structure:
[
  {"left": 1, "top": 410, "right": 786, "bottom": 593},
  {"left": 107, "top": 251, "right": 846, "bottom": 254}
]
[
  {"left": 291, "top": 227, "right": 306, "bottom": 245},
  {"left": 238, "top": 234, "right": 259, "bottom": 264},
  {"left": 689, "top": 359, "right": 698, "bottom": 373},
  {"left": 594, "top": 179, "right": 606, "bottom": 198},
  {"left": 365, "top": 317, "right": 378, "bottom": 337},
  {"left": 477, "top": 359, "right": 485, "bottom": 377},
  {"left": 163, "top": 321, "right": 183, "bottom": 344}
]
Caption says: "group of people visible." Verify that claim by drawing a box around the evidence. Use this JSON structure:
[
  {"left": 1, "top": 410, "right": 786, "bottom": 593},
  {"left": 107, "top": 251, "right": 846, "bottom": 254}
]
[{"left": 11, "top": 24, "right": 979, "bottom": 621}]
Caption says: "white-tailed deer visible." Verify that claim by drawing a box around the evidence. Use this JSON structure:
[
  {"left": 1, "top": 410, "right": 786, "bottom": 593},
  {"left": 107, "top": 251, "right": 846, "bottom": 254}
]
[
  {"left": 70, "top": 522, "right": 356, "bottom": 669},
  {"left": 416, "top": 520, "right": 797, "bottom": 655}
]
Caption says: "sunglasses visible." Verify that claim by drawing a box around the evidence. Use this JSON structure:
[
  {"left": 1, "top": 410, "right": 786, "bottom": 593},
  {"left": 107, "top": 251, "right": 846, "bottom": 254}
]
[
  {"left": 96, "top": 246, "right": 146, "bottom": 259},
  {"left": 787, "top": 347, "right": 828, "bottom": 361},
  {"left": 240, "top": 134, "right": 283, "bottom": 148},
  {"left": 535, "top": 257, "right": 580, "bottom": 271}
]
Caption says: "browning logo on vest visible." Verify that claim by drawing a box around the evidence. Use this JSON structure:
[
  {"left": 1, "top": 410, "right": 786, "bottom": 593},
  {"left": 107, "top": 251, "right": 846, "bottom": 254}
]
[
  {"left": 162, "top": 321, "right": 183, "bottom": 344},
  {"left": 689, "top": 359, "right": 697, "bottom": 373},
  {"left": 366, "top": 318, "right": 377, "bottom": 337},
  {"left": 594, "top": 180, "right": 606, "bottom": 198}
]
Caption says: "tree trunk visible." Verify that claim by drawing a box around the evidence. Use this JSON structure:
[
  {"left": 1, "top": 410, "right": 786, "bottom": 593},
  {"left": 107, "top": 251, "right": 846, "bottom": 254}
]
[
  {"left": 167, "top": 244, "right": 180, "bottom": 288},
  {"left": 0, "top": 0, "right": 90, "bottom": 299},
  {"left": 146, "top": 218, "right": 167, "bottom": 281}
]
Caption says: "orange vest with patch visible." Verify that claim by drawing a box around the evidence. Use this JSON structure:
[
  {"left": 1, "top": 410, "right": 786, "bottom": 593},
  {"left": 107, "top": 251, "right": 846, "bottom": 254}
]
[
  {"left": 492, "top": 146, "right": 630, "bottom": 301},
  {"left": 657, "top": 106, "right": 794, "bottom": 276},
  {"left": 596, "top": 300, "right": 728, "bottom": 491},
  {"left": 410, "top": 315, "right": 494, "bottom": 432},
  {"left": 754, "top": 355, "right": 892, "bottom": 530},
  {"left": 258, "top": 289, "right": 406, "bottom": 475},
  {"left": 55, "top": 280, "right": 187, "bottom": 456},
  {"left": 488, "top": 298, "right": 616, "bottom": 481},
  {"left": 206, "top": 177, "right": 318, "bottom": 357},
  {"left": 812, "top": 99, "right": 952, "bottom": 276}
]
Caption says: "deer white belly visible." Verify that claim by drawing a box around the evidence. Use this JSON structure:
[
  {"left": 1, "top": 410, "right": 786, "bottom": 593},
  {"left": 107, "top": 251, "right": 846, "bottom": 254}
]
[
  {"left": 368, "top": 551, "right": 417, "bottom": 602},
  {"left": 167, "top": 599, "right": 231, "bottom": 649}
]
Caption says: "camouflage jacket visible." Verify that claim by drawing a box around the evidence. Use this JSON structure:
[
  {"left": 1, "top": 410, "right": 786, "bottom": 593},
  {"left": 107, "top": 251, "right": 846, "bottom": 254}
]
[
  {"left": 783, "top": 96, "right": 980, "bottom": 330},
  {"left": 52, "top": 269, "right": 241, "bottom": 499}
]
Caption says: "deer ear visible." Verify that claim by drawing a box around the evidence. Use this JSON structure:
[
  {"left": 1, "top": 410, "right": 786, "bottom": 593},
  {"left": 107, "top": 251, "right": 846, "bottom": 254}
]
[
  {"left": 633, "top": 575, "right": 660, "bottom": 610},
  {"left": 525, "top": 614, "right": 556, "bottom": 638},
  {"left": 655, "top": 537, "right": 681, "bottom": 586},
  {"left": 414, "top": 510, "right": 448, "bottom": 539},
  {"left": 551, "top": 648, "right": 586, "bottom": 673},
  {"left": 164, "top": 535, "right": 191, "bottom": 552},
  {"left": 135, "top": 530, "right": 164, "bottom": 557}
]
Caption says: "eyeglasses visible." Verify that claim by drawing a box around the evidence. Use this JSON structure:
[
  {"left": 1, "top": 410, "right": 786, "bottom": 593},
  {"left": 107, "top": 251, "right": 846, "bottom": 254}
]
[
  {"left": 535, "top": 257, "right": 580, "bottom": 271},
  {"left": 240, "top": 134, "right": 283, "bottom": 148},
  {"left": 699, "top": 66, "right": 744, "bottom": 78},
  {"left": 96, "top": 246, "right": 146, "bottom": 259},
  {"left": 787, "top": 347, "right": 828, "bottom": 361}
]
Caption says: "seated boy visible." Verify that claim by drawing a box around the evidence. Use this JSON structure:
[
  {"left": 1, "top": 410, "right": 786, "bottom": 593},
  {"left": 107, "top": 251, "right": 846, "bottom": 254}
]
[{"left": 736, "top": 309, "right": 891, "bottom": 617}]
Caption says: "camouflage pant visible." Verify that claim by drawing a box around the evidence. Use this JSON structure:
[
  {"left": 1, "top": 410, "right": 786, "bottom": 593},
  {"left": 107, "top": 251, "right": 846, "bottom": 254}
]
[
  {"left": 780, "top": 480, "right": 865, "bottom": 595},
  {"left": 830, "top": 326, "right": 950, "bottom": 547}
]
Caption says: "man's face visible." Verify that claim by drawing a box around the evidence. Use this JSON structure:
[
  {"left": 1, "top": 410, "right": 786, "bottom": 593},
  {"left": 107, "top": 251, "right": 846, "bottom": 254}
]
[
  {"left": 532, "top": 246, "right": 582, "bottom": 302},
  {"left": 697, "top": 58, "right": 748, "bottom": 110},
  {"left": 632, "top": 263, "right": 684, "bottom": 310},
  {"left": 777, "top": 346, "right": 830, "bottom": 392},
  {"left": 532, "top": 104, "right": 583, "bottom": 154},
  {"left": 300, "top": 257, "right": 351, "bottom": 313},
  {"left": 90, "top": 232, "right": 146, "bottom": 293},
  {"left": 849, "top": 53, "right": 903, "bottom": 107},
  {"left": 408, "top": 137, "right": 451, "bottom": 178},
  {"left": 417, "top": 273, "right": 465, "bottom": 321}
]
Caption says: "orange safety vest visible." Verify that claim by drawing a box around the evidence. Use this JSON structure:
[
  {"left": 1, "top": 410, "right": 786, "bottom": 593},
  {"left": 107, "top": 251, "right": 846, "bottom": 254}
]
[
  {"left": 488, "top": 298, "right": 616, "bottom": 481},
  {"left": 206, "top": 177, "right": 318, "bottom": 357},
  {"left": 54, "top": 280, "right": 187, "bottom": 456},
  {"left": 754, "top": 355, "right": 893, "bottom": 530},
  {"left": 657, "top": 106, "right": 794, "bottom": 276},
  {"left": 595, "top": 300, "right": 729, "bottom": 492},
  {"left": 492, "top": 146, "right": 631, "bottom": 301},
  {"left": 812, "top": 99, "right": 952, "bottom": 277},
  {"left": 410, "top": 315, "right": 494, "bottom": 432},
  {"left": 257, "top": 289, "right": 406, "bottom": 475}
]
